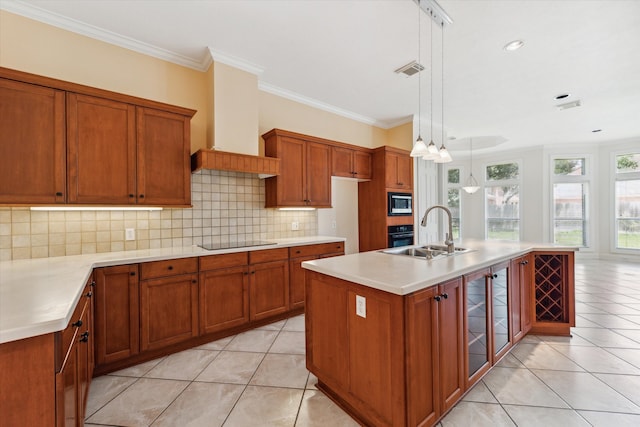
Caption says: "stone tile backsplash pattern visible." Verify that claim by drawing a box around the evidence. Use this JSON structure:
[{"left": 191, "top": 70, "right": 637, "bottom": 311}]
[{"left": 0, "top": 170, "right": 317, "bottom": 261}]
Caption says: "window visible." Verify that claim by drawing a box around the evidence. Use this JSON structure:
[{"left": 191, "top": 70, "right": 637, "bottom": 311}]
[
  {"left": 485, "top": 162, "right": 520, "bottom": 241},
  {"left": 552, "top": 158, "right": 589, "bottom": 246},
  {"left": 615, "top": 153, "right": 640, "bottom": 250},
  {"left": 447, "top": 168, "right": 461, "bottom": 239}
]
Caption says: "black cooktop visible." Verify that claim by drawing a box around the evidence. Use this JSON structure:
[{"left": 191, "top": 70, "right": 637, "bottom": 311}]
[{"left": 199, "top": 241, "right": 276, "bottom": 251}]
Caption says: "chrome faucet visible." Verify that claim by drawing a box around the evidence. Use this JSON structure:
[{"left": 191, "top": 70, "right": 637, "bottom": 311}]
[{"left": 420, "top": 205, "right": 455, "bottom": 254}]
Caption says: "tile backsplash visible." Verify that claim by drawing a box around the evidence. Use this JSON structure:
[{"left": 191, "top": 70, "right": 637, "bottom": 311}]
[{"left": 0, "top": 170, "right": 317, "bottom": 261}]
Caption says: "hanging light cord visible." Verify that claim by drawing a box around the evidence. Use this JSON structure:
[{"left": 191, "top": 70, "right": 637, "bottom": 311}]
[
  {"left": 417, "top": 6, "right": 421, "bottom": 140},
  {"left": 441, "top": 21, "right": 445, "bottom": 148},
  {"left": 429, "top": 15, "right": 433, "bottom": 143}
]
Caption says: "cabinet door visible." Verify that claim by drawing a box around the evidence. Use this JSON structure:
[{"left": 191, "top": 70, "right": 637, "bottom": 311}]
[
  {"left": 0, "top": 78, "right": 66, "bottom": 204},
  {"left": 510, "top": 254, "right": 532, "bottom": 343},
  {"left": 437, "top": 278, "right": 465, "bottom": 413},
  {"left": 140, "top": 273, "right": 199, "bottom": 351},
  {"left": 353, "top": 149, "right": 372, "bottom": 180},
  {"left": 305, "top": 141, "right": 332, "bottom": 207},
  {"left": 491, "top": 262, "right": 512, "bottom": 362},
  {"left": 137, "top": 107, "right": 191, "bottom": 206},
  {"left": 331, "top": 146, "right": 354, "bottom": 178},
  {"left": 249, "top": 260, "right": 289, "bottom": 321},
  {"left": 56, "top": 338, "right": 78, "bottom": 427},
  {"left": 76, "top": 301, "right": 91, "bottom": 423},
  {"left": 199, "top": 266, "right": 249, "bottom": 334},
  {"left": 289, "top": 255, "right": 319, "bottom": 310},
  {"left": 405, "top": 286, "right": 438, "bottom": 426},
  {"left": 464, "top": 269, "right": 491, "bottom": 387},
  {"left": 385, "top": 151, "right": 412, "bottom": 190},
  {"left": 94, "top": 265, "right": 139, "bottom": 366},
  {"left": 67, "top": 94, "right": 136, "bottom": 204},
  {"left": 275, "top": 136, "right": 306, "bottom": 206}
]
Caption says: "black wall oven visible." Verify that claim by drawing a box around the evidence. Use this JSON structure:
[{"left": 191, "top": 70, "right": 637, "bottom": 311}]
[
  {"left": 388, "top": 224, "right": 414, "bottom": 248},
  {"left": 388, "top": 192, "right": 412, "bottom": 216}
]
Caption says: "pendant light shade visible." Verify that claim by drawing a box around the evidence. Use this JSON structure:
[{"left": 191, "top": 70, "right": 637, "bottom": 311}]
[
  {"left": 462, "top": 138, "right": 480, "bottom": 193},
  {"left": 410, "top": 135, "right": 429, "bottom": 157}
]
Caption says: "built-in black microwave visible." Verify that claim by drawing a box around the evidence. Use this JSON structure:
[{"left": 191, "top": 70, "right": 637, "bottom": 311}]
[{"left": 388, "top": 192, "right": 412, "bottom": 216}]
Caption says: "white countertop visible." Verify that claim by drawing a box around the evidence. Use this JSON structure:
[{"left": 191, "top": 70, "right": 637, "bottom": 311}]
[
  {"left": 302, "top": 239, "right": 577, "bottom": 296},
  {"left": 0, "top": 236, "right": 344, "bottom": 344}
]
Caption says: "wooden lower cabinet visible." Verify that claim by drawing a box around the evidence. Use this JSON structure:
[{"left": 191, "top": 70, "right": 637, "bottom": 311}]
[
  {"left": 289, "top": 242, "right": 345, "bottom": 309},
  {"left": 140, "top": 273, "right": 199, "bottom": 351},
  {"left": 199, "top": 252, "right": 250, "bottom": 334},
  {"left": 94, "top": 265, "right": 140, "bottom": 365},
  {"left": 406, "top": 278, "right": 465, "bottom": 426},
  {"left": 510, "top": 254, "right": 532, "bottom": 343},
  {"left": 250, "top": 258, "right": 290, "bottom": 321}
]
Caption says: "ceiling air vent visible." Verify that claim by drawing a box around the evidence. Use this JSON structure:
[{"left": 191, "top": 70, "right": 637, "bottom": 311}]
[
  {"left": 394, "top": 61, "right": 425, "bottom": 77},
  {"left": 556, "top": 100, "right": 582, "bottom": 110}
]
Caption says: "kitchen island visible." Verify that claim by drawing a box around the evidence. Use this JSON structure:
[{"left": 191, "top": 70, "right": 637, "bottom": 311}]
[{"left": 302, "top": 239, "right": 576, "bottom": 427}]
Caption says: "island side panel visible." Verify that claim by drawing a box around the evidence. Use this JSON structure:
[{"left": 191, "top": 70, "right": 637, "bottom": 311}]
[{"left": 305, "top": 270, "right": 406, "bottom": 427}]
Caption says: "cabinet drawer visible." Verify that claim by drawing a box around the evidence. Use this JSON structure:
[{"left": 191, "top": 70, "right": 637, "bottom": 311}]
[
  {"left": 249, "top": 247, "right": 289, "bottom": 264},
  {"left": 200, "top": 252, "right": 248, "bottom": 271},
  {"left": 140, "top": 258, "right": 198, "bottom": 279},
  {"left": 289, "top": 242, "right": 344, "bottom": 258}
]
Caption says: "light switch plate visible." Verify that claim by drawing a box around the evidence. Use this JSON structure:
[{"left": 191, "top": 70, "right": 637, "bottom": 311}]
[
  {"left": 291, "top": 221, "right": 299, "bottom": 231},
  {"left": 356, "top": 295, "right": 366, "bottom": 318}
]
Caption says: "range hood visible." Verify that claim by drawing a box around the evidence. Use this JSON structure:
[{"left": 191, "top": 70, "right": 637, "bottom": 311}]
[{"left": 191, "top": 149, "right": 280, "bottom": 177}]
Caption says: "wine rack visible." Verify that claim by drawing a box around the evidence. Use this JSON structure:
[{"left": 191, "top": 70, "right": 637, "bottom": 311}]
[{"left": 534, "top": 254, "right": 567, "bottom": 322}]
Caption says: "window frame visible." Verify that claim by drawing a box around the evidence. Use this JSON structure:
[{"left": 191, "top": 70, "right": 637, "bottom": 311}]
[
  {"left": 550, "top": 156, "right": 591, "bottom": 248},
  {"left": 445, "top": 165, "right": 462, "bottom": 241},
  {"left": 612, "top": 151, "right": 640, "bottom": 253},
  {"left": 484, "top": 159, "right": 522, "bottom": 241}
]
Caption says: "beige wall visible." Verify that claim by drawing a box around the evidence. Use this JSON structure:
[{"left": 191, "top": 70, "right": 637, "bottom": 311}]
[
  {"left": 386, "top": 122, "right": 413, "bottom": 151},
  {"left": 258, "top": 91, "right": 389, "bottom": 152},
  {"left": 0, "top": 10, "right": 210, "bottom": 153}
]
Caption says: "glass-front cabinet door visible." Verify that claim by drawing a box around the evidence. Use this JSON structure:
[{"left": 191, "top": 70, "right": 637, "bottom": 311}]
[
  {"left": 491, "top": 261, "right": 512, "bottom": 361},
  {"left": 464, "top": 269, "right": 491, "bottom": 386}
]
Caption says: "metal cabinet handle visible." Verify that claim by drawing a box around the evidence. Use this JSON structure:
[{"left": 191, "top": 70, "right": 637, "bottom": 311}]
[
  {"left": 441, "top": 293, "right": 448, "bottom": 299},
  {"left": 72, "top": 319, "right": 83, "bottom": 328},
  {"left": 434, "top": 295, "right": 441, "bottom": 302}
]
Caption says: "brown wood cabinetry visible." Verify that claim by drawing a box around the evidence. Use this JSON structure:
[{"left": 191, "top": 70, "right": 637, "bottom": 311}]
[
  {"left": 0, "top": 78, "right": 66, "bottom": 204},
  {"left": 385, "top": 149, "right": 413, "bottom": 190},
  {"left": 530, "top": 251, "right": 575, "bottom": 336},
  {"left": 249, "top": 248, "right": 290, "bottom": 321},
  {"left": 55, "top": 276, "right": 94, "bottom": 427},
  {"left": 139, "top": 258, "right": 199, "bottom": 351},
  {"left": 199, "top": 252, "right": 250, "bottom": 334},
  {"left": 137, "top": 107, "right": 192, "bottom": 206},
  {"left": 358, "top": 146, "right": 414, "bottom": 252},
  {"left": 331, "top": 146, "right": 372, "bottom": 180},
  {"left": 264, "top": 129, "right": 332, "bottom": 208},
  {"left": 289, "top": 242, "right": 345, "bottom": 309},
  {"left": 406, "top": 278, "right": 464, "bottom": 426},
  {"left": 94, "top": 265, "right": 140, "bottom": 365},
  {"left": 510, "top": 254, "right": 532, "bottom": 343},
  {"left": 0, "top": 67, "right": 195, "bottom": 207}
]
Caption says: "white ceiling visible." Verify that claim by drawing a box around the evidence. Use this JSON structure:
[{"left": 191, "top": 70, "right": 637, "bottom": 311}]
[{"left": 4, "top": 0, "right": 640, "bottom": 153}]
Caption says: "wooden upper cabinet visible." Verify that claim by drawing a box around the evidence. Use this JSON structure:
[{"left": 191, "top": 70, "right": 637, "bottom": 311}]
[
  {"left": 0, "top": 78, "right": 66, "bottom": 204},
  {"left": 264, "top": 130, "right": 331, "bottom": 208},
  {"left": 385, "top": 149, "right": 413, "bottom": 190},
  {"left": 137, "top": 107, "right": 192, "bottom": 206},
  {"left": 67, "top": 94, "right": 137, "bottom": 204},
  {"left": 0, "top": 68, "right": 195, "bottom": 207},
  {"left": 331, "top": 146, "right": 372, "bottom": 180}
]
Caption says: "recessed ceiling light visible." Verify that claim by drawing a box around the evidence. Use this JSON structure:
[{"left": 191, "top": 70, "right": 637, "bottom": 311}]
[
  {"left": 592, "top": 129, "right": 602, "bottom": 133},
  {"left": 555, "top": 93, "right": 570, "bottom": 100},
  {"left": 503, "top": 40, "right": 524, "bottom": 51}
]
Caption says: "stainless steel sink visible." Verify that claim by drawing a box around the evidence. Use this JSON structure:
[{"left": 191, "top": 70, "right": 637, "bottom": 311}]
[{"left": 382, "top": 245, "right": 471, "bottom": 260}]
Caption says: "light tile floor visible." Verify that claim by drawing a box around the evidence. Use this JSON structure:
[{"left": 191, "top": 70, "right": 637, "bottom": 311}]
[{"left": 86, "top": 259, "right": 640, "bottom": 426}]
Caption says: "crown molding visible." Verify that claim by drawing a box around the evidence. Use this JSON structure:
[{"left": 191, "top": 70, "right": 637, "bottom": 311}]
[
  {"left": 1, "top": 0, "right": 208, "bottom": 71},
  {"left": 207, "top": 48, "right": 263, "bottom": 76}
]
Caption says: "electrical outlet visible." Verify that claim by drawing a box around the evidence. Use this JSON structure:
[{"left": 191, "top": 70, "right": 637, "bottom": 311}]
[
  {"left": 125, "top": 228, "right": 135, "bottom": 241},
  {"left": 291, "top": 221, "right": 299, "bottom": 231},
  {"left": 331, "top": 220, "right": 337, "bottom": 229},
  {"left": 356, "top": 295, "right": 366, "bottom": 318}
]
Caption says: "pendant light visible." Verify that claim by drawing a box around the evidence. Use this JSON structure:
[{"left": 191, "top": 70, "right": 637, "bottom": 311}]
[
  {"left": 434, "top": 21, "right": 452, "bottom": 163},
  {"left": 410, "top": 5, "right": 428, "bottom": 157},
  {"left": 462, "top": 138, "right": 480, "bottom": 193},
  {"left": 422, "top": 13, "right": 440, "bottom": 161}
]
